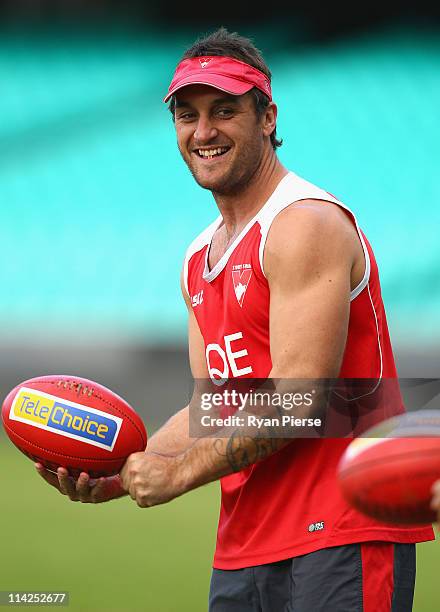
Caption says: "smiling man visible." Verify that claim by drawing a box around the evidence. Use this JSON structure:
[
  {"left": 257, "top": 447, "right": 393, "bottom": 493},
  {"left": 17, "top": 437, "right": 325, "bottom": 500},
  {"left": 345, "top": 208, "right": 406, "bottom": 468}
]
[{"left": 36, "top": 28, "right": 434, "bottom": 611}]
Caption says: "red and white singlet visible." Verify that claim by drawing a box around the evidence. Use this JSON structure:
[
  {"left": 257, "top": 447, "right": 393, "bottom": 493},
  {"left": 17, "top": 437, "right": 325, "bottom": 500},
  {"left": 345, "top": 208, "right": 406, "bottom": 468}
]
[{"left": 184, "top": 172, "right": 434, "bottom": 570}]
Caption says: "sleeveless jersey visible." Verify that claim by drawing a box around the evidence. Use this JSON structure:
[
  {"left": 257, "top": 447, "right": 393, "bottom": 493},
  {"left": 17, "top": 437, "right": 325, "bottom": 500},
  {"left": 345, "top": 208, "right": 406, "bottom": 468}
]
[{"left": 184, "top": 172, "right": 434, "bottom": 570}]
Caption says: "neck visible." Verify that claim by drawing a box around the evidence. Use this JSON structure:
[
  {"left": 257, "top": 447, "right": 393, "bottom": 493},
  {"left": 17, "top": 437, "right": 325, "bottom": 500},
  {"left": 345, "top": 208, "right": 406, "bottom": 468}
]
[{"left": 212, "top": 151, "right": 288, "bottom": 238}]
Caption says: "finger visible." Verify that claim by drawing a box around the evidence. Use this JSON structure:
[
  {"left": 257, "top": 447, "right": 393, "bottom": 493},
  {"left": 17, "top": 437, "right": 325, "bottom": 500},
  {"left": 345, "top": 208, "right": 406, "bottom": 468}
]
[
  {"left": 57, "top": 468, "right": 78, "bottom": 499},
  {"left": 119, "top": 465, "right": 129, "bottom": 491},
  {"left": 90, "top": 478, "right": 107, "bottom": 503},
  {"left": 431, "top": 480, "right": 440, "bottom": 495},
  {"left": 76, "top": 472, "right": 91, "bottom": 502},
  {"left": 35, "top": 463, "right": 61, "bottom": 489},
  {"left": 128, "top": 483, "right": 137, "bottom": 501},
  {"left": 136, "top": 493, "right": 150, "bottom": 508},
  {"left": 431, "top": 493, "right": 440, "bottom": 511}
]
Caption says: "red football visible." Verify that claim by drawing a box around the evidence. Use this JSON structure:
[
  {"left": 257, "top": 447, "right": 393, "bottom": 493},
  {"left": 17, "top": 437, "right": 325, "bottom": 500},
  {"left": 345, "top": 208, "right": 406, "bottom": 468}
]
[
  {"left": 1, "top": 375, "right": 147, "bottom": 478},
  {"left": 337, "top": 410, "right": 440, "bottom": 524}
]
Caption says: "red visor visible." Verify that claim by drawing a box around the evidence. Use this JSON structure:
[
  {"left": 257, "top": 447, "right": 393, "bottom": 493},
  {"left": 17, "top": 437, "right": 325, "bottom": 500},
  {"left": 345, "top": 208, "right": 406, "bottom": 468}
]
[{"left": 163, "top": 55, "right": 272, "bottom": 103}]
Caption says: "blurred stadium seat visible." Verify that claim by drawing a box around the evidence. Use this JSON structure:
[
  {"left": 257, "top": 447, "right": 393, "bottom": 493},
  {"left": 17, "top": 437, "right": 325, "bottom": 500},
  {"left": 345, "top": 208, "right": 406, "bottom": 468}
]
[{"left": 0, "top": 26, "right": 439, "bottom": 347}]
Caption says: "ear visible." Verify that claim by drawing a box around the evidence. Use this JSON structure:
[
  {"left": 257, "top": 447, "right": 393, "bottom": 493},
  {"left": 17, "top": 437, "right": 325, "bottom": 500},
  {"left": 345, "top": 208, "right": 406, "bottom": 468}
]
[{"left": 262, "top": 102, "right": 278, "bottom": 139}]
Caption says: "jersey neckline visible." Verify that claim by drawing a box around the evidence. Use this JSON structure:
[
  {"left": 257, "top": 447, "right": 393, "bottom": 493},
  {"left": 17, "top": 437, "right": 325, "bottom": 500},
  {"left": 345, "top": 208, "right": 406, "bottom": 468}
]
[{"left": 202, "top": 172, "right": 292, "bottom": 283}]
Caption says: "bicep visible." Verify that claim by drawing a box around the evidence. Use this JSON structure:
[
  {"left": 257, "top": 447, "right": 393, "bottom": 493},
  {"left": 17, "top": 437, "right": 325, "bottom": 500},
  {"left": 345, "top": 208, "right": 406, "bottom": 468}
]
[
  {"left": 266, "top": 204, "right": 354, "bottom": 379},
  {"left": 269, "top": 257, "right": 350, "bottom": 378}
]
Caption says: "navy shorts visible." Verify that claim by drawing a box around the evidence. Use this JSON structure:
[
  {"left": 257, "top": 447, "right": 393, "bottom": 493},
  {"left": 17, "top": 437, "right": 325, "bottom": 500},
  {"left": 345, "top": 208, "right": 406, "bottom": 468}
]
[{"left": 209, "top": 542, "right": 416, "bottom": 612}]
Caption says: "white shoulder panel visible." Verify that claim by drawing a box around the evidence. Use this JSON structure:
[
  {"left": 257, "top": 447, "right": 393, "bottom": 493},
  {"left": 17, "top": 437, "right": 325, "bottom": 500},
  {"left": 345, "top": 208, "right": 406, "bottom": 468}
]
[
  {"left": 183, "top": 216, "right": 221, "bottom": 297},
  {"left": 258, "top": 172, "right": 370, "bottom": 301}
]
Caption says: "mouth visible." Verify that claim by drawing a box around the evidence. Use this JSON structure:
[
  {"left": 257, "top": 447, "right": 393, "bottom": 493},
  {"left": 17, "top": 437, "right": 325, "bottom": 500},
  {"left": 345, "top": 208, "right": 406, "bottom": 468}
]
[{"left": 193, "top": 146, "right": 231, "bottom": 160}]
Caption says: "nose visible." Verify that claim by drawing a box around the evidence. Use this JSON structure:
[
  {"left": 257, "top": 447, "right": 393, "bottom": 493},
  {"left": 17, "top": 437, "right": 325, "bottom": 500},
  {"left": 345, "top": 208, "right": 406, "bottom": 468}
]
[{"left": 194, "top": 116, "right": 218, "bottom": 144}]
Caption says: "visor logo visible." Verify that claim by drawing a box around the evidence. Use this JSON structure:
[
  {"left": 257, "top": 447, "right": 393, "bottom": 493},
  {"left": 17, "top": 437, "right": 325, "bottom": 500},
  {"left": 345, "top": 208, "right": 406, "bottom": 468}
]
[{"left": 199, "top": 58, "right": 212, "bottom": 68}]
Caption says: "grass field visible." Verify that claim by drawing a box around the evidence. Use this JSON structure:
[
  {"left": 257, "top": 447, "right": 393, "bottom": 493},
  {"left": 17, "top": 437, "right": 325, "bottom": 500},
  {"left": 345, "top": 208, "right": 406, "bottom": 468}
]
[{"left": 1, "top": 439, "right": 438, "bottom": 611}]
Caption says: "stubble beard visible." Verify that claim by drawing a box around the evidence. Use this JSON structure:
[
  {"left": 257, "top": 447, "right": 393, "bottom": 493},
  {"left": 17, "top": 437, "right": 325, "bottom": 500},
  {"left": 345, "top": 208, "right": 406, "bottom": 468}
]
[{"left": 180, "top": 136, "right": 264, "bottom": 197}]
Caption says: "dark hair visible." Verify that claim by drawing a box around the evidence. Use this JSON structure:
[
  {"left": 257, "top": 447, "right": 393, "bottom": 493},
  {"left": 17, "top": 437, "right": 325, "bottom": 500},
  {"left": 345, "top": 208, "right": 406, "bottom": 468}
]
[{"left": 168, "top": 27, "right": 283, "bottom": 150}]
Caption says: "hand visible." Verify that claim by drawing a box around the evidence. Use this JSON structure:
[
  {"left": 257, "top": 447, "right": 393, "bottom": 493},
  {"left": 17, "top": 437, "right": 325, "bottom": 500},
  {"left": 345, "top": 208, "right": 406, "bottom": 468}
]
[
  {"left": 431, "top": 479, "right": 440, "bottom": 523},
  {"left": 35, "top": 463, "right": 126, "bottom": 503},
  {"left": 120, "top": 452, "right": 186, "bottom": 508}
]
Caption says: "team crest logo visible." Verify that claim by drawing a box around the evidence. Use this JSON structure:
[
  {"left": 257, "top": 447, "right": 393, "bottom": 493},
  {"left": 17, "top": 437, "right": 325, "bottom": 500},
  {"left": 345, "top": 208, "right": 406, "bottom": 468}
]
[
  {"left": 199, "top": 58, "right": 212, "bottom": 68},
  {"left": 232, "top": 264, "right": 252, "bottom": 307}
]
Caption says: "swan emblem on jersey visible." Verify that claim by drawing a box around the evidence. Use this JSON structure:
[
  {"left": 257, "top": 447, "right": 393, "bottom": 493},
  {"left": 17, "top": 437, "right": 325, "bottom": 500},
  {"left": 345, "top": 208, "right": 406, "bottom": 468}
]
[
  {"left": 232, "top": 265, "right": 252, "bottom": 307},
  {"left": 199, "top": 58, "right": 212, "bottom": 68}
]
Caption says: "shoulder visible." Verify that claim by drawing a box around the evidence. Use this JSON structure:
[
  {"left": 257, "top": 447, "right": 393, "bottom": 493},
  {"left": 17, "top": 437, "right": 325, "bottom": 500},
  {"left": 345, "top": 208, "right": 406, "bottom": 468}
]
[
  {"left": 268, "top": 198, "right": 356, "bottom": 244},
  {"left": 264, "top": 199, "right": 359, "bottom": 280}
]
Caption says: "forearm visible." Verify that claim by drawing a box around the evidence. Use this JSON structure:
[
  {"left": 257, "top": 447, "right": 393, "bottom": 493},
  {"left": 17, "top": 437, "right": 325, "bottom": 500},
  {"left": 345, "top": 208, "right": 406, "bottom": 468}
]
[
  {"left": 120, "top": 380, "right": 323, "bottom": 507},
  {"left": 178, "top": 417, "right": 291, "bottom": 492},
  {"left": 147, "top": 406, "right": 196, "bottom": 456},
  {"left": 177, "top": 377, "right": 325, "bottom": 493}
]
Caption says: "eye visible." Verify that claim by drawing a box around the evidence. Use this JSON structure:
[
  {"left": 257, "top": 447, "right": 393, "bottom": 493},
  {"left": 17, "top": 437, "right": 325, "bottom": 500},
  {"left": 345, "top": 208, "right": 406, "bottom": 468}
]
[
  {"left": 177, "top": 112, "right": 196, "bottom": 122},
  {"left": 215, "top": 107, "right": 234, "bottom": 118}
]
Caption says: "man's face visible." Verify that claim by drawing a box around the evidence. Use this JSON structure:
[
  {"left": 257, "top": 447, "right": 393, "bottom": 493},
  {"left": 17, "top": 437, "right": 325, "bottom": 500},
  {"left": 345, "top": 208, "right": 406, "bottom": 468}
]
[{"left": 173, "top": 85, "right": 270, "bottom": 195}]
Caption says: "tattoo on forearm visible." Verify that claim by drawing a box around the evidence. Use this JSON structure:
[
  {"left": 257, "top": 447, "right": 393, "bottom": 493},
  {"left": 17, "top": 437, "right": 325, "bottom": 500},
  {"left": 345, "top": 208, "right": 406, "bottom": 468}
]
[{"left": 214, "top": 427, "right": 286, "bottom": 472}]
